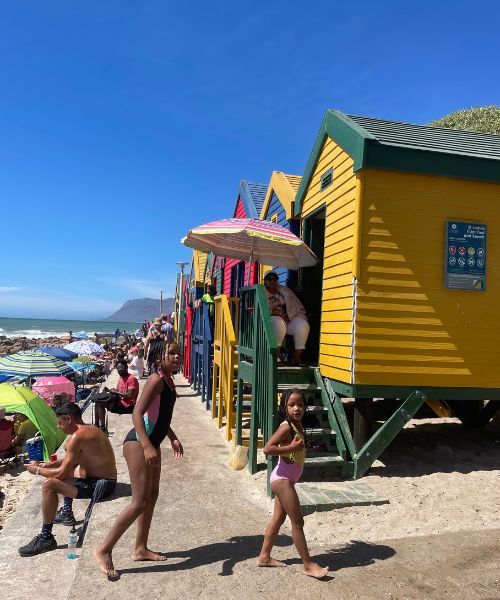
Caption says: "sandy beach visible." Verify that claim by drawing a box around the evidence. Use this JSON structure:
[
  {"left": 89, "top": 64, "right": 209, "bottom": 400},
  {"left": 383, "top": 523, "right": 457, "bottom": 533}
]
[
  {"left": 0, "top": 374, "right": 499, "bottom": 600},
  {"left": 2, "top": 401, "right": 499, "bottom": 557},
  {"left": 0, "top": 465, "right": 33, "bottom": 533},
  {"left": 283, "top": 416, "right": 500, "bottom": 547}
]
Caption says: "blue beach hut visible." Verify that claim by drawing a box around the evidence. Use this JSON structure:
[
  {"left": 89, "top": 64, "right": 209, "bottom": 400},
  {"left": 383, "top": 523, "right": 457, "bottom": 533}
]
[{"left": 260, "top": 171, "right": 302, "bottom": 289}]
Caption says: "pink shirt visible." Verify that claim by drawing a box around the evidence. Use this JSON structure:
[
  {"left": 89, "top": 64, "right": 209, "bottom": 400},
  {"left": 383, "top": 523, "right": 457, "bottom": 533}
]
[{"left": 117, "top": 374, "right": 139, "bottom": 408}]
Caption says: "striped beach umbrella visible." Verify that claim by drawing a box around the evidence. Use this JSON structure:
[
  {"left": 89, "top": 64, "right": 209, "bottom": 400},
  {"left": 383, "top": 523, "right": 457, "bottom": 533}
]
[
  {"left": 0, "top": 350, "right": 74, "bottom": 377},
  {"left": 181, "top": 218, "right": 318, "bottom": 270}
]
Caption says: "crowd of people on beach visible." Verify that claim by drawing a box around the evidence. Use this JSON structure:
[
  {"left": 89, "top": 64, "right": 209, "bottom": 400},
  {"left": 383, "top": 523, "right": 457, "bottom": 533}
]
[{"left": 5, "top": 307, "right": 329, "bottom": 581}]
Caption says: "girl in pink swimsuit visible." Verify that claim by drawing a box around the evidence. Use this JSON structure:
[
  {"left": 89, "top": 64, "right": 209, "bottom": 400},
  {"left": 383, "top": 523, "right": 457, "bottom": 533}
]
[
  {"left": 94, "top": 341, "right": 183, "bottom": 580},
  {"left": 257, "top": 389, "right": 329, "bottom": 579}
]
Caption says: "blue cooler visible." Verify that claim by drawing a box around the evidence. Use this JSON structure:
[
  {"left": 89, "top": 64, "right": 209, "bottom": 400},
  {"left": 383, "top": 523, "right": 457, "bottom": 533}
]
[{"left": 26, "top": 432, "right": 44, "bottom": 462}]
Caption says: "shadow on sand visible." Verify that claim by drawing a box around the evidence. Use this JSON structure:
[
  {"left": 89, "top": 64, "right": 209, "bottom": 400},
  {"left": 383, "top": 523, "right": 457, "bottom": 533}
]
[
  {"left": 118, "top": 535, "right": 395, "bottom": 577},
  {"left": 368, "top": 421, "right": 500, "bottom": 478}
]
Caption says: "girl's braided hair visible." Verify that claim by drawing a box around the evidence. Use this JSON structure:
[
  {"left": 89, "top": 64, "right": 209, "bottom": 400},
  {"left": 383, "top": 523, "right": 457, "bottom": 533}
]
[
  {"left": 147, "top": 339, "right": 166, "bottom": 369},
  {"left": 278, "top": 388, "right": 307, "bottom": 442},
  {"left": 147, "top": 339, "right": 180, "bottom": 370}
]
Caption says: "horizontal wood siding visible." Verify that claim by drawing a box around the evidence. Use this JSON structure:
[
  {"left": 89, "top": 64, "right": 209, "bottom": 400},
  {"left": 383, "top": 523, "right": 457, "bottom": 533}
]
[
  {"left": 243, "top": 261, "right": 259, "bottom": 285},
  {"left": 193, "top": 250, "right": 208, "bottom": 284},
  {"left": 213, "top": 257, "right": 224, "bottom": 296},
  {"left": 301, "top": 138, "right": 357, "bottom": 384},
  {"left": 355, "top": 169, "right": 500, "bottom": 387},
  {"left": 264, "top": 192, "right": 298, "bottom": 290}
]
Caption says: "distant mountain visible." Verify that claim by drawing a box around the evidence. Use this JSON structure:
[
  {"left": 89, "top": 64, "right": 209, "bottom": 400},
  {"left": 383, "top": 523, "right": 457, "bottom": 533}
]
[{"left": 102, "top": 297, "right": 175, "bottom": 323}]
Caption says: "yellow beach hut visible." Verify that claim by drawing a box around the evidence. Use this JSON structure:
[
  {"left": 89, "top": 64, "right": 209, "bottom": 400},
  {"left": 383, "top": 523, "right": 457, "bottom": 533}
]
[{"left": 238, "top": 110, "right": 500, "bottom": 484}]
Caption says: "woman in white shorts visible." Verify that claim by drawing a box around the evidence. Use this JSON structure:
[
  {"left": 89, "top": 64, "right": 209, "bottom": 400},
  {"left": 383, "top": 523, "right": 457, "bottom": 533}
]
[{"left": 263, "top": 271, "right": 310, "bottom": 366}]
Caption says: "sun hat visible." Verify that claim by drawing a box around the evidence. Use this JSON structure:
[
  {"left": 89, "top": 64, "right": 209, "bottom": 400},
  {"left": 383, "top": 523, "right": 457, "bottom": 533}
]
[
  {"left": 153, "top": 317, "right": 162, "bottom": 325},
  {"left": 264, "top": 270, "right": 278, "bottom": 280}
]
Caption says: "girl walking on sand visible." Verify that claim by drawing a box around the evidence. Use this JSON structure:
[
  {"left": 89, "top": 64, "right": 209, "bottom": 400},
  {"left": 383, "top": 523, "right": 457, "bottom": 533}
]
[
  {"left": 94, "top": 341, "right": 183, "bottom": 580},
  {"left": 257, "top": 389, "right": 329, "bottom": 579}
]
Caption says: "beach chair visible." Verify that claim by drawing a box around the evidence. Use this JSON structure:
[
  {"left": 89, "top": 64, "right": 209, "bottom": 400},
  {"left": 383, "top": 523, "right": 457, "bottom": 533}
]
[{"left": 0, "top": 419, "right": 16, "bottom": 468}]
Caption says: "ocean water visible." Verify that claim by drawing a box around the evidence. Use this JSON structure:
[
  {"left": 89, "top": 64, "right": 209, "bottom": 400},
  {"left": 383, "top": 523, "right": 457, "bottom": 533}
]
[{"left": 0, "top": 316, "right": 143, "bottom": 339}]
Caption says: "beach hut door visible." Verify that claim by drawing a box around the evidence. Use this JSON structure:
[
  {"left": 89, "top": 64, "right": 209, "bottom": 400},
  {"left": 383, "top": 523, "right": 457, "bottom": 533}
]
[{"left": 301, "top": 208, "right": 326, "bottom": 364}]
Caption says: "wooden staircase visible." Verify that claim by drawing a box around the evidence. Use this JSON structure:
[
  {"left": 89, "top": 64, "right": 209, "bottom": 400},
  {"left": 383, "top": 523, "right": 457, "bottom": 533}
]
[
  {"left": 235, "top": 285, "right": 430, "bottom": 495},
  {"left": 274, "top": 366, "right": 352, "bottom": 479},
  {"left": 235, "top": 358, "right": 354, "bottom": 493}
]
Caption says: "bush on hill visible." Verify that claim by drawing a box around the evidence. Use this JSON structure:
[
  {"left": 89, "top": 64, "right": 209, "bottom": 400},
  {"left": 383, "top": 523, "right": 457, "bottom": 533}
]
[{"left": 428, "top": 105, "right": 500, "bottom": 134}]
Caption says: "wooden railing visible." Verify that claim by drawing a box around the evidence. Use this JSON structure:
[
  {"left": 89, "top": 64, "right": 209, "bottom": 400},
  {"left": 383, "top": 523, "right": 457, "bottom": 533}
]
[
  {"left": 182, "top": 305, "right": 193, "bottom": 381},
  {"left": 236, "top": 285, "right": 277, "bottom": 482},
  {"left": 190, "top": 302, "right": 213, "bottom": 409},
  {"left": 211, "top": 295, "right": 239, "bottom": 440},
  {"left": 177, "top": 308, "right": 186, "bottom": 359}
]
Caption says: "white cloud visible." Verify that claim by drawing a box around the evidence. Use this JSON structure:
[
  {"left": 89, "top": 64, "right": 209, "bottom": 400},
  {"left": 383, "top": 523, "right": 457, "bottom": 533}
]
[{"left": 0, "top": 286, "right": 21, "bottom": 293}]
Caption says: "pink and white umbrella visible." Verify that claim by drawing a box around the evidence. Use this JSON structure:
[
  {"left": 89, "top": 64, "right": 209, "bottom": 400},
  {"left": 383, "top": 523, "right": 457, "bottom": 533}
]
[
  {"left": 181, "top": 218, "right": 317, "bottom": 271},
  {"left": 33, "top": 376, "right": 75, "bottom": 405}
]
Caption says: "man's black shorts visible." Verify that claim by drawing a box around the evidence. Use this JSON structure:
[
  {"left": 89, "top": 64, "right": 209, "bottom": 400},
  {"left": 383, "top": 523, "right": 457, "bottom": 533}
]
[
  {"left": 75, "top": 477, "right": 116, "bottom": 500},
  {"left": 109, "top": 401, "right": 134, "bottom": 415},
  {"left": 92, "top": 393, "right": 134, "bottom": 415}
]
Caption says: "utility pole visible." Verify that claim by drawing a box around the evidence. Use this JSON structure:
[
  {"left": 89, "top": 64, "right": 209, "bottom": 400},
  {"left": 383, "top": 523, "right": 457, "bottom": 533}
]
[
  {"left": 160, "top": 290, "right": 164, "bottom": 315},
  {"left": 176, "top": 262, "right": 189, "bottom": 345}
]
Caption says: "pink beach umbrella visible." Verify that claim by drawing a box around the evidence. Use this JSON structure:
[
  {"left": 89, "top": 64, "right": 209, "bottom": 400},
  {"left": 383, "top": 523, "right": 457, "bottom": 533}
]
[
  {"left": 32, "top": 376, "right": 75, "bottom": 406},
  {"left": 182, "top": 218, "right": 318, "bottom": 274}
]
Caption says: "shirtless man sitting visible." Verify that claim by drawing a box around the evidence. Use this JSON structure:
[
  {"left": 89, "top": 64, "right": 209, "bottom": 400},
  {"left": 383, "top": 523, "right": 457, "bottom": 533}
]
[{"left": 18, "top": 403, "right": 117, "bottom": 557}]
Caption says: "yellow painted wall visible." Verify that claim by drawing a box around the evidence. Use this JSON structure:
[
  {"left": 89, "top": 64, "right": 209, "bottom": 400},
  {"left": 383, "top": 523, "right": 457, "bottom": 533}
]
[
  {"left": 300, "top": 137, "right": 358, "bottom": 384},
  {"left": 193, "top": 250, "right": 208, "bottom": 285},
  {"left": 354, "top": 169, "right": 500, "bottom": 387}
]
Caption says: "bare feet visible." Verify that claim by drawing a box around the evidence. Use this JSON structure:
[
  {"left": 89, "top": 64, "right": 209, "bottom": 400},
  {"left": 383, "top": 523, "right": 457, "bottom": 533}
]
[
  {"left": 94, "top": 547, "right": 119, "bottom": 581},
  {"left": 132, "top": 548, "right": 167, "bottom": 562},
  {"left": 303, "top": 563, "right": 329, "bottom": 579},
  {"left": 257, "top": 556, "right": 287, "bottom": 567}
]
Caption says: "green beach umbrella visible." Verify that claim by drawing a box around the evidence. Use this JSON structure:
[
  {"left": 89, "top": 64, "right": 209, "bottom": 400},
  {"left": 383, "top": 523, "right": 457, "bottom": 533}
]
[
  {"left": 0, "top": 350, "right": 74, "bottom": 378},
  {"left": 0, "top": 384, "right": 66, "bottom": 460}
]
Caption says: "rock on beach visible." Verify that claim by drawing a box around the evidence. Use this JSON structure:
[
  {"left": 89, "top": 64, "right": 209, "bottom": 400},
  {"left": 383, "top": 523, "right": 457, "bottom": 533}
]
[{"left": 0, "top": 336, "right": 69, "bottom": 355}]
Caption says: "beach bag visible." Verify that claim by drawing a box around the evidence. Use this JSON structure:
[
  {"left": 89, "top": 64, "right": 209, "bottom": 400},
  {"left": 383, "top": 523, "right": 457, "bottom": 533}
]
[
  {"left": 228, "top": 445, "right": 248, "bottom": 471},
  {"left": 76, "top": 388, "right": 92, "bottom": 402},
  {"left": 26, "top": 432, "right": 43, "bottom": 462}
]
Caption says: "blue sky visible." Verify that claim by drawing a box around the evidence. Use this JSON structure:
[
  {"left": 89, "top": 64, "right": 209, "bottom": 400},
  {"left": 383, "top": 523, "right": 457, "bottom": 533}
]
[{"left": 0, "top": 1, "right": 499, "bottom": 319}]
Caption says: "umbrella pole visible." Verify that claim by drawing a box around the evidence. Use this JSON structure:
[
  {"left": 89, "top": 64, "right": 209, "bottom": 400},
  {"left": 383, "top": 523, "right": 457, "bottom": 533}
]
[{"left": 246, "top": 238, "right": 254, "bottom": 286}]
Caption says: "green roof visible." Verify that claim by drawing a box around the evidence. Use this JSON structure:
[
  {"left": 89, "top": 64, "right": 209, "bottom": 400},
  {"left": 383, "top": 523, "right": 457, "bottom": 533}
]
[{"left": 294, "top": 110, "right": 500, "bottom": 217}]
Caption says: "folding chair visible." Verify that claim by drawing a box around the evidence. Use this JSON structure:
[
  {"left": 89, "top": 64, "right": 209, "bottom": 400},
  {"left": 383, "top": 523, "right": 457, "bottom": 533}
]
[{"left": 0, "top": 420, "right": 16, "bottom": 468}]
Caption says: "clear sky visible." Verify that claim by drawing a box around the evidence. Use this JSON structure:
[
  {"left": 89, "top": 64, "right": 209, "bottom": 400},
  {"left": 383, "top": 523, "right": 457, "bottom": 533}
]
[{"left": 0, "top": 1, "right": 499, "bottom": 319}]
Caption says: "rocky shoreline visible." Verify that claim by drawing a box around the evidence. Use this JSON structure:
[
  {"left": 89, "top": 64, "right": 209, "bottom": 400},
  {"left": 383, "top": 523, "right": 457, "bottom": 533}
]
[
  {"left": 0, "top": 333, "right": 116, "bottom": 356},
  {"left": 0, "top": 336, "right": 68, "bottom": 356}
]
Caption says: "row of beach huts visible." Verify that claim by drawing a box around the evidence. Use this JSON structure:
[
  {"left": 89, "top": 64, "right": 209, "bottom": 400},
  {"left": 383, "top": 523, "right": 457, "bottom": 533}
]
[{"left": 173, "top": 109, "right": 500, "bottom": 491}]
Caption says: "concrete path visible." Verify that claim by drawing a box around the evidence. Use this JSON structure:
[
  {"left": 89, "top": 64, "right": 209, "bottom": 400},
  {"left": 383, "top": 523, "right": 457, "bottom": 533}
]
[{"left": 2, "top": 374, "right": 500, "bottom": 599}]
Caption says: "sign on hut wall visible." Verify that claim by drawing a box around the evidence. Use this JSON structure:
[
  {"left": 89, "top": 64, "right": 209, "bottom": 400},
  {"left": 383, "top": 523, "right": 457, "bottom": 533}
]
[{"left": 444, "top": 221, "right": 487, "bottom": 291}]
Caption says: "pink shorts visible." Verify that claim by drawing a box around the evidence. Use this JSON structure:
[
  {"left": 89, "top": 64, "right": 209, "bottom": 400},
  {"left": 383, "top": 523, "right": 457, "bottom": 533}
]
[{"left": 270, "top": 459, "right": 303, "bottom": 485}]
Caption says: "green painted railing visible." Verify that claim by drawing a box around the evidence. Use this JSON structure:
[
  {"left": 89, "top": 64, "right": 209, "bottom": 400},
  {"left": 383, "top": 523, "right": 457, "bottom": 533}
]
[
  {"left": 236, "top": 285, "right": 277, "bottom": 485},
  {"left": 322, "top": 377, "right": 427, "bottom": 479}
]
